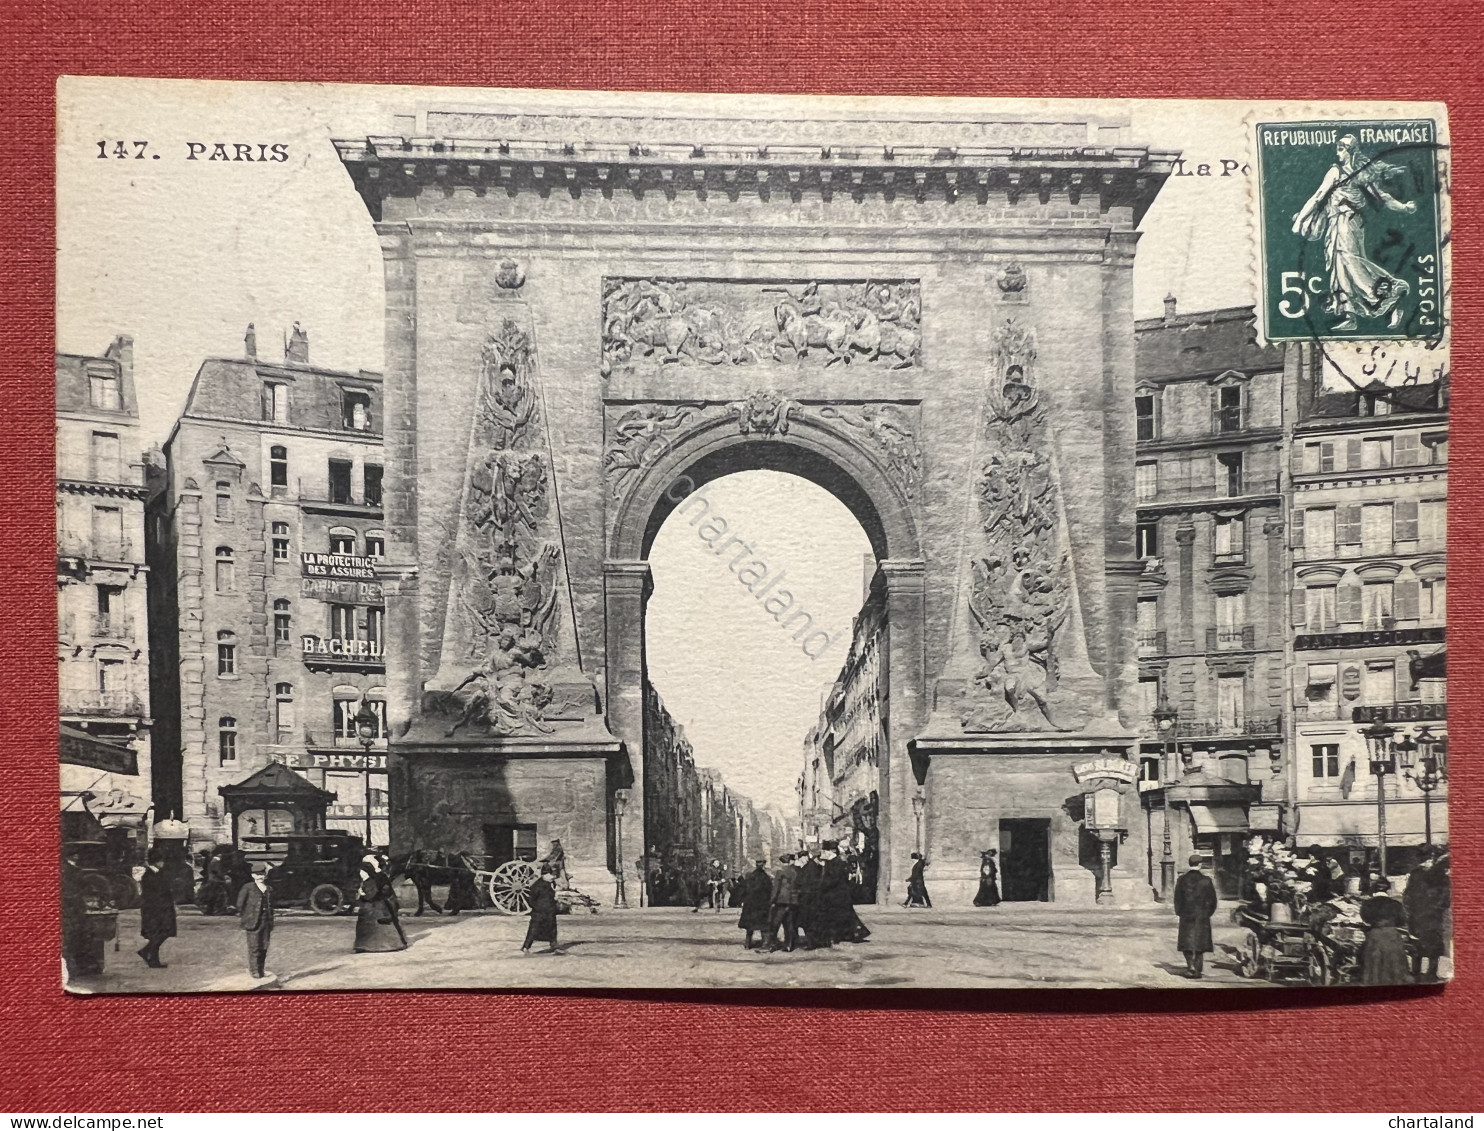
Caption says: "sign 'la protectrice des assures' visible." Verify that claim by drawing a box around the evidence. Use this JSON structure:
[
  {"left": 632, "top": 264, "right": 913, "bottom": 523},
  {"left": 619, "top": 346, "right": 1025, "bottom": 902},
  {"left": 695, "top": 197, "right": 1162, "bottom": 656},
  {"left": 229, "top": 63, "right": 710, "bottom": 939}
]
[{"left": 1257, "top": 119, "right": 1444, "bottom": 343}]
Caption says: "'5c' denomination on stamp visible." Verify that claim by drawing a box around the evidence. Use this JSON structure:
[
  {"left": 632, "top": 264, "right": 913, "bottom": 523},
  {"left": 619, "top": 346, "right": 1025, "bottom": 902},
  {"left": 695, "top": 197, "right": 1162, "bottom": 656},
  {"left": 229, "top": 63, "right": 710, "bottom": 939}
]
[{"left": 1257, "top": 119, "right": 1444, "bottom": 342}]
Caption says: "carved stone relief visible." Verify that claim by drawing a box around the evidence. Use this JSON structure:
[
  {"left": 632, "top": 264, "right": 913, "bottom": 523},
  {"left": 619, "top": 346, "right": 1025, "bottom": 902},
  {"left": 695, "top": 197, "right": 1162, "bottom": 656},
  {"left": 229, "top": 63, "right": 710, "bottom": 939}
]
[
  {"left": 729, "top": 390, "right": 795, "bottom": 436},
  {"left": 817, "top": 403, "right": 922, "bottom": 500},
  {"left": 601, "top": 277, "right": 921, "bottom": 376}
]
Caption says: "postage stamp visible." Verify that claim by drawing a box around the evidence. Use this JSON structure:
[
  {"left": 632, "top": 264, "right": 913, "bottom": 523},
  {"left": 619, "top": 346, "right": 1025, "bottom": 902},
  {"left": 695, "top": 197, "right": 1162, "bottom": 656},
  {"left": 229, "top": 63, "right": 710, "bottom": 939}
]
[{"left": 1256, "top": 119, "right": 1444, "bottom": 342}]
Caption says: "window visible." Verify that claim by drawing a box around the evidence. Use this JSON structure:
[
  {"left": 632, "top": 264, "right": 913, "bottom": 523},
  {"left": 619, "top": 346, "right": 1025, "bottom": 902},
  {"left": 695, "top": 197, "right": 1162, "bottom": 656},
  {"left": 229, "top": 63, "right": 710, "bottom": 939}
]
[
  {"left": 90, "top": 432, "right": 120, "bottom": 481},
  {"left": 218, "top": 717, "right": 238, "bottom": 765},
  {"left": 1394, "top": 500, "right": 1419, "bottom": 543},
  {"left": 365, "top": 532, "right": 386, "bottom": 560},
  {"left": 273, "top": 598, "right": 292, "bottom": 643},
  {"left": 330, "top": 604, "right": 356, "bottom": 643},
  {"left": 1362, "top": 436, "right": 1393, "bottom": 469},
  {"left": 329, "top": 529, "right": 356, "bottom": 555},
  {"left": 1213, "top": 514, "right": 1245, "bottom": 559},
  {"left": 1135, "top": 395, "right": 1157, "bottom": 441},
  {"left": 97, "top": 658, "right": 124, "bottom": 692},
  {"left": 1305, "top": 663, "right": 1338, "bottom": 715},
  {"left": 1135, "top": 461, "right": 1158, "bottom": 503},
  {"left": 275, "top": 683, "right": 295, "bottom": 739},
  {"left": 1216, "top": 386, "right": 1242, "bottom": 433},
  {"left": 1421, "top": 577, "right": 1446, "bottom": 621},
  {"left": 1363, "top": 393, "right": 1392, "bottom": 417},
  {"left": 1361, "top": 503, "right": 1393, "bottom": 555},
  {"left": 1394, "top": 433, "right": 1421, "bottom": 467},
  {"left": 214, "top": 547, "right": 235, "bottom": 593},
  {"left": 215, "top": 481, "right": 232, "bottom": 521},
  {"left": 1363, "top": 662, "right": 1395, "bottom": 706},
  {"left": 1300, "top": 441, "right": 1336, "bottom": 475},
  {"left": 1427, "top": 437, "right": 1449, "bottom": 465},
  {"left": 217, "top": 630, "right": 237, "bottom": 676},
  {"left": 1137, "top": 676, "right": 1160, "bottom": 722},
  {"left": 1305, "top": 507, "right": 1336, "bottom": 559},
  {"left": 1136, "top": 521, "right": 1159, "bottom": 559},
  {"left": 92, "top": 505, "right": 123, "bottom": 558},
  {"left": 1419, "top": 499, "right": 1446, "bottom": 549},
  {"left": 1336, "top": 503, "right": 1362, "bottom": 549},
  {"left": 333, "top": 689, "right": 360, "bottom": 740},
  {"left": 1218, "top": 452, "right": 1243, "bottom": 497},
  {"left": 271, "top": 521, "right": 290, "bottom": 562},
  {"left": 366, "top": 607, "right": 385, "bottom": 653},
  {"left": 270, "top": 445, "right": 288, "bottom": 489},
  {"left": 1311, "top": 743, "right": 1340, "bottom": 779},
  {"left": 343, "top": 391, "right": 372, "bottom": 431},
  {"left": 89, "top": 371, "right": 121, "bottom": 410},
  {"left": 262, "top": 382, "right": 288, "bottom": 423},
  {"left": 1215, "top": 591, "right": 1245, "bottom": 649},
  {"left": 1363, "top": 581, "right": 1395, "bottom": 630},
  {"left": 1305, "top": 585, "right": 1337, "bottom": 632},
  {"left": 366, "top": 693, "right": 389, "bottom": 739},
  {"left": 328, "top": 459, "right": 353, "bottom": 504},
  {"left": 1136, "top": 598, "right": 1158, "bottom": 654},
  {"left": 364, "top": 463, "right": 383, "bottom": 507},
  {"left": 1217, "top": 674, "right": 1245, "bottom": 729}
]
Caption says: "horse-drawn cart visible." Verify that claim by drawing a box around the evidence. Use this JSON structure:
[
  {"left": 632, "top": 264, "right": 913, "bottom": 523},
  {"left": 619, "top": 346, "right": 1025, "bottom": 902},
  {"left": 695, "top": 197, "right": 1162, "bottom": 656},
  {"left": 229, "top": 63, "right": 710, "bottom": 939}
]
[{"left": 466, "top": 857, "right": 601, "bottom": 915}]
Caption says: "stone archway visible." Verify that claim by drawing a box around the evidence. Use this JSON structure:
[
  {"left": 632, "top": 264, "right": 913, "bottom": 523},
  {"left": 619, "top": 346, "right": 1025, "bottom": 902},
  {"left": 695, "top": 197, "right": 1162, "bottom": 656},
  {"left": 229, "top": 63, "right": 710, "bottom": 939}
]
[{"left": 602, "top": 396, "right": 927, "bottom": 901}]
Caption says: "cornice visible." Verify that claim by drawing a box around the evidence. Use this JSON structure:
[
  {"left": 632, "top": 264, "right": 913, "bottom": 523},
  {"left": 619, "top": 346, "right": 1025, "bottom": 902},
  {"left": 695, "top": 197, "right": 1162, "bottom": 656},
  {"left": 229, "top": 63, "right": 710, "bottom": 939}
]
[{"left": 57, "top": 478, "right": 147, "bottom": 500}]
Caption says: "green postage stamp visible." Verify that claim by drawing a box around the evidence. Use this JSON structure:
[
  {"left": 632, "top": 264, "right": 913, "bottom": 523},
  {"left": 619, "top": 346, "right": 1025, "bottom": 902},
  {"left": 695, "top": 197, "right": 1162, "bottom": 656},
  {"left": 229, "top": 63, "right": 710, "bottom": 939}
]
[{"left": 1256, "top": 119, "right": 1444, "bottom": 342}]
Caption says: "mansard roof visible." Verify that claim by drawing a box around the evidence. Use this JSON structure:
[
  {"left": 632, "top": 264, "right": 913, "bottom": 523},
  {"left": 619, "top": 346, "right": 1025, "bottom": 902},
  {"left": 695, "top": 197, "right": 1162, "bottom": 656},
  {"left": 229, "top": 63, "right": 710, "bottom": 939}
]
[
  {"left": 179, "top": 356, "right": 384, "bottom": 435},
  {"left": 1134, "top": 305, "right": 1286, "bottom": 383}
]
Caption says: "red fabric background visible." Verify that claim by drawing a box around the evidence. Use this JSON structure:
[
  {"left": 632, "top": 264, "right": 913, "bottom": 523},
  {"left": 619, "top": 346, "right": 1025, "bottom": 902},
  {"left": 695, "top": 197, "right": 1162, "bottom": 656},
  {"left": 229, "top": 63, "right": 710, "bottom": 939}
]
[{"left": 2, "top": 1, "right": 1480, "bottom": 1112}]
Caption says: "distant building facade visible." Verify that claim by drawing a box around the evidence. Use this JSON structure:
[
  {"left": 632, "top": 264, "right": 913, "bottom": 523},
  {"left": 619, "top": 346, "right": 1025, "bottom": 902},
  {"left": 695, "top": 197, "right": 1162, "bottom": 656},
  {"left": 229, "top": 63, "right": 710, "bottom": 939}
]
[
  {"left": 1132, "top": 301, "right": 1292, "bottom": 898},
  {"left": 147, "top": 324, "right": 389, "bottom": 849},
  {"left": 57, "top": 336, "right": 153, "bottom": 833},
  {"left": 1288, "top": 358, "right": 1448, "bottom": 871}
]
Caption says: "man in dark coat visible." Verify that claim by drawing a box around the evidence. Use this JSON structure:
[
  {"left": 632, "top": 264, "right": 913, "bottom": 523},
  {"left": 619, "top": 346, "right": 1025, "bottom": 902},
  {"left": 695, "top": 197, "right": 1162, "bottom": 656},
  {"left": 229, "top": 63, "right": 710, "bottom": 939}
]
[
  {"left": 1172, "top": 853, "right": 1218, "bottom": 978},
  {"left": 1404, "top": 851, "right": 1450, "bottom": 983},
  {"left": 768, "top": 853, "right": 800, "bottom": 952},
  {"left": 737, "top": 859, "right": 773, "bottom": 949},
  {"left": 904, "top": 853, "right": 931, "bottom": 908},
  {"left": 522, "top": 866, "right": 562, "bottom": 954},
  {"left": 236, "top": 860, "right": 275, "bottom": 979},
  {"left": 796, "top": 848, "right": 824, "bottom": 948},
  {"left": 138, "top": 846, "right": 176, "bottom": 968},
  {"left": 816, "top": 841, "right": 857, "bottom": 948}
]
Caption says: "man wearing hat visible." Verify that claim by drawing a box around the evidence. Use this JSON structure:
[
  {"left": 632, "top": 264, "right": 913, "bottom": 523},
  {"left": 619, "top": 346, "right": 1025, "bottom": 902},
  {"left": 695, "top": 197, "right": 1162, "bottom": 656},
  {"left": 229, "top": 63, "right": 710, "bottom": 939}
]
[
  {"left": 236, "top": 859, "right": 275, "bottom": 981},
  {"left": 737, "top": 858, "right": 773, "bottom": 950},
  {"left": 768, "top": 854, "right": 800, "bottom": 952},
  {"left": 1173, "top": 853, "right": 1218, "bottom": 979}
]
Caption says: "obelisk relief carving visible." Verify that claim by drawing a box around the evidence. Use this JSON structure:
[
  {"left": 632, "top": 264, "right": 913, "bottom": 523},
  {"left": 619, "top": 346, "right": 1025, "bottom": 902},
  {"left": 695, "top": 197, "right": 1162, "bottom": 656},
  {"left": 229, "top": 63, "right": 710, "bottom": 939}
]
[
  {"left": 422, "top": 315, "right": 595, "bottom": 737},
  {"left": 931, "top": 318, "right": 1113, "bottom": 737}
]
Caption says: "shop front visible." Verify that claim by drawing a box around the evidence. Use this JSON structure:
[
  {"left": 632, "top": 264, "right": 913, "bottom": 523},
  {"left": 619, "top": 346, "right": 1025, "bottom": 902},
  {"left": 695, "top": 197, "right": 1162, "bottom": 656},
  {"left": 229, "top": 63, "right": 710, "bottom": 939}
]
[
  {"left": 1160, "top": 769, "right": 1262, "bottom": 900},
  {"left": 217, "top": 762, "right": 334, "bottom": 848}
]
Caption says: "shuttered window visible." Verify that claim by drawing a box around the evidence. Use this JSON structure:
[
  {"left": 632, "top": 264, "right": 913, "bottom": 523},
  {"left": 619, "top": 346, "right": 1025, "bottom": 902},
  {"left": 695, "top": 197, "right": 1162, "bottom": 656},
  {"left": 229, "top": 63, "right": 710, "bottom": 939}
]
[
  {"left": 1395, "top": 579, "right": 1420, "bottom": 621},
  {"left": 1337, "top": 584, "right": 1362, "bottom": 624},
  {"left": 1336, "top": 504, "right": 1362, "bottom": 546}
]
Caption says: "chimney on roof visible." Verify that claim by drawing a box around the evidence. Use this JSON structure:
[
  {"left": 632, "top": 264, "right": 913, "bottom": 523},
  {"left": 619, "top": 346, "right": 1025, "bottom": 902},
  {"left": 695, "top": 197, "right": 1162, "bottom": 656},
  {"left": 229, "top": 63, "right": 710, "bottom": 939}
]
[
  {"left": 1163, "top": 294, "right": 1178, "bottom": 321},
  {"left": 244, "top": 323, "right": 257, "bottom": 360},
  {"left": 104, "top": 335, "right": 133, "bottom": 383},
  {"left": 285, "top": 322, "right": 309, "bottom": 364}
]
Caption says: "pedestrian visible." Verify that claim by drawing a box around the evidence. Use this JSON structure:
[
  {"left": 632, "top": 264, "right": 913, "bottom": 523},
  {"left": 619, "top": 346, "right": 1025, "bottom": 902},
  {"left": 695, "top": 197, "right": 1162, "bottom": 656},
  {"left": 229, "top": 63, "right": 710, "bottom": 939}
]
[
  {"left": 737, "top": 858, "right": 773, "bottom": 950},
  {"left": 1360, "top": 877, "right": 1411, "bottom": 985},
  {"left": 815, "top": 840, "right": 856, "bottom": 947},
  {"left": 353, "top": 853, "right": 408, "bottom": 953},
  {"left": 1172, "top": 853, "right": 1217, "bottom": 979},
  {"left": 521, "top": 865, "right": 563, "bottom": 955},
  {"left": 542, "top": 839, "right": 569, "bottom": 889},
  {"left": 973, "top": 849, "right": 1001, "bottom": 907},
  {"left": 137, "top": 845, "right": 176, "bottom": 969},
  {"left": 236, "top": 859, "right": 275, "bottom": 980},
  {"left": 796, "top": 848, "right": 824, "bottom": 948},
  {"left": 768, "top": 853, "right": 800, "bottom": 952},
  {"left": 904, "top": 852, "right": 932, "bottom": 908},
  {"left": 1404, "top": 850, "right": 1450, "bottom": 983}
]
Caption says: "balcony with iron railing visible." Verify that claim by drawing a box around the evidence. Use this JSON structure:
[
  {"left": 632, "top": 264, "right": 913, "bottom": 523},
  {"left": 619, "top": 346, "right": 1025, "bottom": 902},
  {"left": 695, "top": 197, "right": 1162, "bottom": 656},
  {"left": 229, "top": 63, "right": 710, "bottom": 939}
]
[
  {"left": 61, "top": 613, "right": 136, "bottom": 641},
  {"left": 58, "top": 534, "right": 137, "bottom": 563},
  {"left": 293, "top": 477, "right": 383, "bottom": 515},
  {"left": 1138, "top": 476, "right": 1282, "bottom": 507},
  {"left": 1137, "top": 629, "right": 1166, "bottom": 657},
  {"left": 1141, "top": 712, "right": 1282, "bottom": 741},
  {"left": 1206, "top": 625, "right": 1258, "bottom": 652},
  {"left": 62, "top": 689, "right": 146, "bottom": 718}
]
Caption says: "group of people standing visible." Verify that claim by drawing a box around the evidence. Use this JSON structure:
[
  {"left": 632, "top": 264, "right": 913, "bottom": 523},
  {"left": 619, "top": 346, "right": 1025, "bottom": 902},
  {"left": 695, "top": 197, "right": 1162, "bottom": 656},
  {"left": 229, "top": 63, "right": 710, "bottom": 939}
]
[{"left": 733, "top": 841, "right": 871, "bottom": 952}]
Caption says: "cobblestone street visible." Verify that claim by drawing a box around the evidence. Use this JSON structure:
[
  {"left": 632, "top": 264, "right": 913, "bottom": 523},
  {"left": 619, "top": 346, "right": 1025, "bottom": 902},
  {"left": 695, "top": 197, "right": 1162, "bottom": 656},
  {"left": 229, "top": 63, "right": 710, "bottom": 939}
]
[{"left": 71, "top": 903, "right": 1285, "bottom": 993}]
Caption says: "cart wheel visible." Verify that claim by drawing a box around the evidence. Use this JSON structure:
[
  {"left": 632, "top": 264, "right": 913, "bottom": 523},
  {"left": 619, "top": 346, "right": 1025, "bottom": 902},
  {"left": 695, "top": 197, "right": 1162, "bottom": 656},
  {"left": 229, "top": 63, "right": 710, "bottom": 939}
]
[
  {"left": 1306, "top": 941, "right": 1332, "bottom": 987},
  {"left": 309, "top": 883, "right": 344, "bottom": 916},
  {"left": 485, "top": 859, "right": 538, "bottom": 915},
  {"left": 1238, "top": 930, "right": 1261, "bottom": 978}
]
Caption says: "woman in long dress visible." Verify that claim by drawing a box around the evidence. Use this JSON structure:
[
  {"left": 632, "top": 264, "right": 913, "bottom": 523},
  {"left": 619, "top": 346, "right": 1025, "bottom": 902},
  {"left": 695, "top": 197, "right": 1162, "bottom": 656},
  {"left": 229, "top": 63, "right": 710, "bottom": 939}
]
[
  {"left": 1359, "top": 878, "right": 1410, "bottom": 985},
  {"left": 1292, "top": 134, "right": 1418, "bottom": 332},
  {"left": 522, "top": 867, "right": 562, "bottom": 954},
  {"left": 354, "top": 854, "right": 408, "bottom": 953},
  {"left": 973, "top": 849, "right": 1002, "bottom": 907}
]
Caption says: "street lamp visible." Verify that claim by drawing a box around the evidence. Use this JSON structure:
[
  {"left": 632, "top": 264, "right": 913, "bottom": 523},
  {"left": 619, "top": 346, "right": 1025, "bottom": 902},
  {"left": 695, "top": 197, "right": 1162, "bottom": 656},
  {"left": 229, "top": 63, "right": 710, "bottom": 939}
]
[
  {"left": 1406, "top": 725, "right": 1448, "bottom": 848},
  {"left": 1152, "top": 694, "right": 1179, "bottom": 902},
  {"left": 1361, "top": 720, "right": 1404, "bottom": 880},
  {"left": 352, "top": 699, "right": 380, "bottom": 847},
  {"left": 612, "top": 789, "right": 630, "bottom": 909},
  {"left": 911, "top": 787, "right": 925, "bottom": 856}
]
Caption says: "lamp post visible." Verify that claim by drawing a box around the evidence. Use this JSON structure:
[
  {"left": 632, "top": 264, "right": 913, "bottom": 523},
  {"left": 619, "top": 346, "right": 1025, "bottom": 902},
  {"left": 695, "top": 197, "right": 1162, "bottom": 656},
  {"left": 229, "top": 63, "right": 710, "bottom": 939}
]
[
  {"left": 1406, "top": 725, "right": 1448, "bottom": 848},
  {"left": 911, "top": 787, "right": 925, "bottom": 856},
  {"left": 352, "top": 700, "right": 380, "bottom": 847},
  {"left": 1152, "top": 694, "right": 1179, "bottom": 902},
  {"left": 1361, "top": 720, "right": 1408, "bottom": 880},
  {"left": 612, "top": 789, "right": 630, "bottom": 909}
]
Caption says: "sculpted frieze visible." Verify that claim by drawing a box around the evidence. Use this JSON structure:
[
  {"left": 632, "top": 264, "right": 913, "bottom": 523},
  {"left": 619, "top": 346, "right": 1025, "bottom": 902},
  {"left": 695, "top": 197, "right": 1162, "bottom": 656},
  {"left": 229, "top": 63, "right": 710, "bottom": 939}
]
[
  {"left": 601, "top": 277, "right": 920, "bottom": 377},
  {"left": 816, "top": 403, "right": 922, "bottom": 501}
]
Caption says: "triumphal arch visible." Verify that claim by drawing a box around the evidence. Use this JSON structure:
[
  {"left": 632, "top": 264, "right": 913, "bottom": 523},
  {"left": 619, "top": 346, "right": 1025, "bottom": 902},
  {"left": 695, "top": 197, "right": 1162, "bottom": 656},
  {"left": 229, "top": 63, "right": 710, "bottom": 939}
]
[{"left": 336, "top": 102, "right": 1176, "bottom": 904}]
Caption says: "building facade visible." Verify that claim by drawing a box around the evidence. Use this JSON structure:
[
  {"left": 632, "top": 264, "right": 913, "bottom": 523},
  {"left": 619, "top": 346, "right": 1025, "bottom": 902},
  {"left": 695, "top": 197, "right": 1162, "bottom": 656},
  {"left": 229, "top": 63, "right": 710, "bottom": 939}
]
[
  {"left": 57, "top": 336, "right": 153, "bottom": 834},
  {"left": 1131, "top": 302, "right": 1292, "bottom": 898},
  {"left": 147, "top": 325, "right": 389, "bottom": 850},
  {"left": 1287, "top": 358, "right": 1448, "bottom": 874}
]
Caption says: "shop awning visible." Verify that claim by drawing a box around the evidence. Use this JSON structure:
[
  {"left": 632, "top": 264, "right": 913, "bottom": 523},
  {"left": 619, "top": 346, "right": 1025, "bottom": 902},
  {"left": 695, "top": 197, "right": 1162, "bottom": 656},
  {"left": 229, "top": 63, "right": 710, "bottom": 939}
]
[
  {"left": 1188, "top": 803, "right": 1249, "bottom": 834},
  {"left": 59, "top": 725, "right": 137, "bottom": 776}
]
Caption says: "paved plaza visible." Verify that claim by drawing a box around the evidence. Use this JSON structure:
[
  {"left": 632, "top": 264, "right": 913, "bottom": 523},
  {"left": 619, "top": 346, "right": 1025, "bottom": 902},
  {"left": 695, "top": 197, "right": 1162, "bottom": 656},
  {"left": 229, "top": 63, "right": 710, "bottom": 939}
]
[{"left": 71, "top": 902, "right": 1285, "bottom": 993}]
